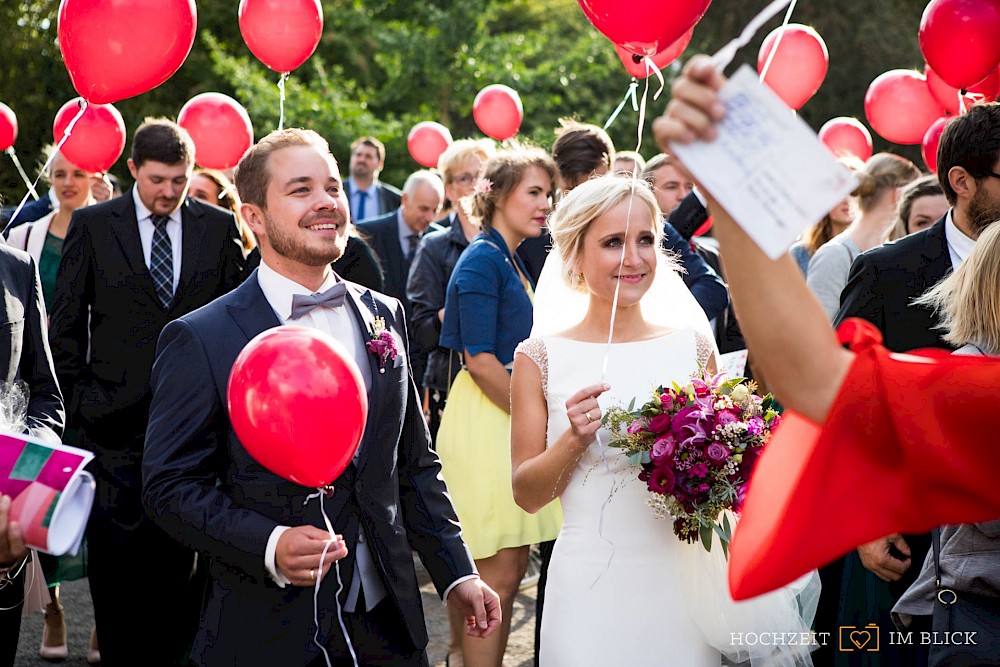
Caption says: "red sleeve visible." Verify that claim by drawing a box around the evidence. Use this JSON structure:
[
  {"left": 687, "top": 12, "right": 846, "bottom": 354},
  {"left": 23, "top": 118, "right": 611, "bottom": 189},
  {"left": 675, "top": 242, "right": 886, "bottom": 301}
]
[{"left": 729, "top": 319, "right": 1000, "bottom": 600}]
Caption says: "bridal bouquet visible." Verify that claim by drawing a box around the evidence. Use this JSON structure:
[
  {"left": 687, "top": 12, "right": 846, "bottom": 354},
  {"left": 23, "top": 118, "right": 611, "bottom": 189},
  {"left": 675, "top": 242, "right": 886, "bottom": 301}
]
[{"left": 603, "top": 372, "right": 780, "bottom": 555}]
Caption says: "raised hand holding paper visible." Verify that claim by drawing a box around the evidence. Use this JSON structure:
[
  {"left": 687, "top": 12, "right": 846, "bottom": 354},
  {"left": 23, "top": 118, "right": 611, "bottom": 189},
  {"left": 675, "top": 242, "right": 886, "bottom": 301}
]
[{"left": 668, "top": 65, "right": 857, "bottom": 260}]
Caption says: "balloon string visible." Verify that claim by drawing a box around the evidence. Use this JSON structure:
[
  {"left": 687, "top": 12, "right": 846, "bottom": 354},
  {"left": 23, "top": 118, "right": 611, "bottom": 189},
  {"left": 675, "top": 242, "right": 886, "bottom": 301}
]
[
  {"left": 603, "top": 79, "right": 639, "bottom": 131},
  {"left": 712, "top": 0, "right": 793, "bottom": 71},
  {"left": 278, "top": 72, "right": 289, "bottom": 131},
  {"left": 5, "top": 148, "right": 39, "bottom": 200},
  {"left": 757, "top": 0, "right": 799, "bottom": 82},
  {"left": 5, "top": 100, "right": 87, "bottom": 229},
  {"left": 645, "top": 57, "right": 666, "bottom": 101},
  {"left": 305, "top": 488, "right": 359, "bottom": 667}
]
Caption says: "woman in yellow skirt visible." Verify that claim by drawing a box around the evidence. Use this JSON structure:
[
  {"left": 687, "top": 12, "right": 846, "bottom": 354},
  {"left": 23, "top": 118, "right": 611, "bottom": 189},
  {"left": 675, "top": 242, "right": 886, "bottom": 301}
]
[{"left": 437, "top": 145, "right": 562, "bottom": 667}]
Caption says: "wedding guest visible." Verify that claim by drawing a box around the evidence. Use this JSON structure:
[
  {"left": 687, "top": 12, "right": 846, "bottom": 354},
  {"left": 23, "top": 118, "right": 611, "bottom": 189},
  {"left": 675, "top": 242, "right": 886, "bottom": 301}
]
[
  {"left": 516, "top": 120, "right": 613, "bottom": 283},
  {"left": 887, "top": 175, "right": 949, "bottom": 241},
  {"left": 188, "top": 168, "right": 257, "bottom": 256},
  {"left": 0, "top": 222, "right": 64, "bottom": 666},
  {"left": 346, "top": 136, "right": 402, "bottom": 222},
  {"left": 8, "top": 148, "right": 95, "bottom": 312},
  {"left": 613, "top": 150, "right": 646, "bottom": 176},
  {"left": 889, "top": 222, "right": 1000, "bottom": 663},
  {"left": 407, "top": 139, "right": 494, "bottom": 438},
  {"left": 789, "top": 195, "right": 855, "bottom": 275},
  {"left": 49, "top": 118, "right": 244, "bottom": 666},
  {"left": 6, "top": 147, "right": 96, "bottom": 661},
  {"left": 437, "top": 145, "right": 562, "bottom": 667},
  {"left": 653, "top": 53, "right": 1000, "bottom": 630},
  {"left": 142, "top": 128, "right": 499, "bottom": 666},
  {"left": 407, "top": 137, "right": 494, "bottom": 667},
  {"left": 806, "top": 153, "right": 921, "bottom": 320}
]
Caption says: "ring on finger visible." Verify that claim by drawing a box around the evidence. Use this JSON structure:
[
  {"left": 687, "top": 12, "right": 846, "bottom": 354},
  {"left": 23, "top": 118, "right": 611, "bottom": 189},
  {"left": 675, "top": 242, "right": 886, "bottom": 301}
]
[
  {"left": 310, "top": 569, "right": 316, "bottom": 582},
  {"left": 586, "top": 410, "right": 594, "bottom": 422}
]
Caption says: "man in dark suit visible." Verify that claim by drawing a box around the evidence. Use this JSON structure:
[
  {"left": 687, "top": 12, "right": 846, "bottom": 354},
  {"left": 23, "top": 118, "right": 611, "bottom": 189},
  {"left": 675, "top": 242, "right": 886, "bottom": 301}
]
[
  {"left": 358, "top": 170, "right": 443, "bottom": 392},
  {"left": 0, "top": 243, "right": 64, "bottom": 667},
  {"left": 48, "top": 118, "right": 244, "bottom": 666},
  {"left": 825, "top": 102, "right": 1000, "bottom": 666},
  {"left": 357, "top": 170, "right": 443, "bottom": 313},
  {"left": 347, "top": 136, "right": 402, "bottom": 222},
  {"left": 142, "top": 128, "right": 499, "bottom": 666}
]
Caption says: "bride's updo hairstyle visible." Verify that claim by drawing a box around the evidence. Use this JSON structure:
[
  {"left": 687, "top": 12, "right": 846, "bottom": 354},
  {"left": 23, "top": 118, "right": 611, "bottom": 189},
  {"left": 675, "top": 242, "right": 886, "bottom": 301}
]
[
  {"left": 464, "top": 143, "right": 557, "bottom": 230},
  {"left": 548, "top": 175, "right": 671, "bottom": 292}
]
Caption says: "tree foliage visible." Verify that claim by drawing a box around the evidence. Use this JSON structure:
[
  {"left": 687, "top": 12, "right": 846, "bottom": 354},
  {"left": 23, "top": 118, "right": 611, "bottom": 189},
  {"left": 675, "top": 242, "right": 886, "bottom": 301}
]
[{"left": 1, "top": 0, "right": 933, "bottom": 199}]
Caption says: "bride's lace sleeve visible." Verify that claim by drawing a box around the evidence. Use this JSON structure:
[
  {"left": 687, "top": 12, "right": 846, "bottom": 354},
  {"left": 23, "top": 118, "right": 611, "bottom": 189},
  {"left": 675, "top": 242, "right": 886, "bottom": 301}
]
[
  {"left": 514, "top": 337, "right": 548, "bottom": 394},
  {"left": 695, "top": 330, "right": 715, "bottom": 370}
]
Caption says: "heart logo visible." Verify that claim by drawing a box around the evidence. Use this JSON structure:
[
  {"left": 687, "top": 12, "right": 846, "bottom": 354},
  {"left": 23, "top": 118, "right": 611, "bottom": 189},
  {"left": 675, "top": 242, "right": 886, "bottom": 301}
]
[{"left": 849, "top": 631, "right": 871, "bottom": 650}]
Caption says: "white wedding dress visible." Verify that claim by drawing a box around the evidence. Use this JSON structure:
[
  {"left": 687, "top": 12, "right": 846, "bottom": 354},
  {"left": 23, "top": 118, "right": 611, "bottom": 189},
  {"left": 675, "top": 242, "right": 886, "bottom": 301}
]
[{"left": 518, "top": 328, "right": 817, "bottom": 667}]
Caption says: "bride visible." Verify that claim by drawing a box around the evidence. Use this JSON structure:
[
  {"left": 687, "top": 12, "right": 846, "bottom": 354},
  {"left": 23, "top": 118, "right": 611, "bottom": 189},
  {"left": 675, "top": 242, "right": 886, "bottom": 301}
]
[{"left": 510, "top": 175, "right": 816, "bottom": 666}]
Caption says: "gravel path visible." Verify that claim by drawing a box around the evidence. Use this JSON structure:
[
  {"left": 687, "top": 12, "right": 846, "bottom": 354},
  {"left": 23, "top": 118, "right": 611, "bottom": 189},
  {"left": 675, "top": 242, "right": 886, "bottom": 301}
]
[{"left": 15, "top": 559, "right": 538, "bottom": 667}]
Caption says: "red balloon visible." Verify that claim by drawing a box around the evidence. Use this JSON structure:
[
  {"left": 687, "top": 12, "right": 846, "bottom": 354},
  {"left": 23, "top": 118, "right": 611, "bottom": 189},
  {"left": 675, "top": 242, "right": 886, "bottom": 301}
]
[
  {"left": 922, "top": 117, "right": 952, "bottom": 174},
  {"left": 577, "top": 0, "right": 711, "bottom": 57},
  {"left": 408, "top": 122, "right": 452, "bottom": 168},
  {"left": 52, "top": 99, "right": 126, "bottom": 174},
  {"left": 920, "top": 0, "right": 1000, "bottom": 90},
  {"left": 58, "top": 0, "right": 196, "bottom": 104},
  {"left": 227, "top": 326, "right": 368, "bottom": 488},
  {"left": 615, "top": 28, "right": 694, "bottom": 78},
  {"left": 757, "top": 24, "right": 829, "bottom": 111},
  {"left": 473, "top": 85, "right": 524, "bottom": 141},
  {"left": 178, "top": 93, "right": 254, "bottom": 170},
  {"left": 818, "top": 117, "right": 874, "bottom": 162},
  {"left": 925, "top": 64, "right": 999, "bottom": 115},
  {"left": 238, "top": 0, "right": 323, "bottom": 73},
  {"left": 0, "top": 103, "right": 16, "bottom": 151},
  {"left": 864, "top": 70, "right": 945, "bottom": 145}
]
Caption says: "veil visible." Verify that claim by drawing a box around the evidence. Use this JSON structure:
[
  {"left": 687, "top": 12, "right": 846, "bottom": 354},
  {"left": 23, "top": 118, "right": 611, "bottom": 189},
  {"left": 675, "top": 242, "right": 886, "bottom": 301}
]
[{"left": 531, "top": 244, "right": 716, "bottom": 348}]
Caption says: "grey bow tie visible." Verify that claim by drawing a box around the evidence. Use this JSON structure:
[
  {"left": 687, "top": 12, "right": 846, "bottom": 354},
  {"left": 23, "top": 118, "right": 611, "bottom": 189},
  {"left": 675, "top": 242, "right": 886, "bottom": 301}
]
[{"left": 289, "top": 282, "right": 348, "bottom": 319}]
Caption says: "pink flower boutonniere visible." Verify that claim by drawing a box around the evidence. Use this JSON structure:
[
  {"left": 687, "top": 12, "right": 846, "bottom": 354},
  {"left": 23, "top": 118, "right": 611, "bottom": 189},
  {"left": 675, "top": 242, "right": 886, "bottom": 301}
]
[{"left": 366, "top": 316, "right": 398, "bottom": 374}]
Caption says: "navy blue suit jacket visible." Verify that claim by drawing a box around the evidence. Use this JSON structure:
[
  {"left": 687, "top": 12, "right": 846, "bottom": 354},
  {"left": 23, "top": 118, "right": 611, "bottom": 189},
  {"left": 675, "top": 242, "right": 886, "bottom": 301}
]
[{"left": 142, "top": 271, "right": 474, "bottom": 665}]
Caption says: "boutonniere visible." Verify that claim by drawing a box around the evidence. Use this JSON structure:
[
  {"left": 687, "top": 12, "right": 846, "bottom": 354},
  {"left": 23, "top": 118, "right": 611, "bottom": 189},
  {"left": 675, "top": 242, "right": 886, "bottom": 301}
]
[{"left": 366, "top": 316, "right": 398, "bottom": 374}]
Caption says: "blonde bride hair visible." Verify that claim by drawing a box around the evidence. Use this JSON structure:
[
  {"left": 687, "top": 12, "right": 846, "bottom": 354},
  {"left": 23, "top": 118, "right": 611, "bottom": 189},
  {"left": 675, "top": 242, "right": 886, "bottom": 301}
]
[{"left": 547, "top": 175, "right": 674, "bottom": 292}]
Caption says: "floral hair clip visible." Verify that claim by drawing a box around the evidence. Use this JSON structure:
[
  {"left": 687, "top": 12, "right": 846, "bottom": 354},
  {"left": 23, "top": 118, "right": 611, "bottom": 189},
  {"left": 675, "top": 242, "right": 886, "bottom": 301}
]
[{"left": 474, "top": 178, "right": 493, "bottom": 194}]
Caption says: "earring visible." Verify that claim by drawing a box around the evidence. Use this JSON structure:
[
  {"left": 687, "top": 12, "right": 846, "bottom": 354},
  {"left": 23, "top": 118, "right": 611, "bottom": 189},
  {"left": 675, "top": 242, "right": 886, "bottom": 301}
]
[{"left": 575, "top": 272, "right": 585, "bottom": 284}]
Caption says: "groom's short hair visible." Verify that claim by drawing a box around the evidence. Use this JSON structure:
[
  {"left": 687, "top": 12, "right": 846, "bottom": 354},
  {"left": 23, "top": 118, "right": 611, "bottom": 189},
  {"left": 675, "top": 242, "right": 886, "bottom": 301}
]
[{"left": 235, "top": 128, "right": 334, "bottom": 209}]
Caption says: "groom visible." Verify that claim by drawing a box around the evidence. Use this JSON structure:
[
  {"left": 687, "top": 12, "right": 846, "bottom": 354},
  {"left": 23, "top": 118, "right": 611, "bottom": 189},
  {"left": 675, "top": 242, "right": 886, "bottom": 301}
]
[{"left": 142, "top": 128, "right": 500, "bottom": 666}]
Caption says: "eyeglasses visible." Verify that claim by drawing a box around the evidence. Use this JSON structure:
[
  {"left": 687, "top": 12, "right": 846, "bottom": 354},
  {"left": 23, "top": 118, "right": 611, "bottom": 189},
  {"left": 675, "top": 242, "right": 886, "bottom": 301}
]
[{"left": 449, "top": 173, "right": 476, "bottom": 186}]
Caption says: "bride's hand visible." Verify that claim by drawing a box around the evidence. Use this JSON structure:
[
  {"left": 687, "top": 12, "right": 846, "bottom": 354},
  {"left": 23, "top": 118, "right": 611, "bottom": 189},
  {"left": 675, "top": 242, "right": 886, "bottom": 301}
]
[{"left": 565, "top": 383, "right": 610, "bottom": 447}]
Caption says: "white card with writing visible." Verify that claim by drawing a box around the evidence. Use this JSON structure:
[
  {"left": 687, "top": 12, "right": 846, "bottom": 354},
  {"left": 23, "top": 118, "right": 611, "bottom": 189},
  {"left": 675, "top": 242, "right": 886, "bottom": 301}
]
[
  {"left": 718, "top": 349, "right": 749, "bottom": 379},
  {"left": 669, "top": 64, "right": 858, "bottom": 259}
]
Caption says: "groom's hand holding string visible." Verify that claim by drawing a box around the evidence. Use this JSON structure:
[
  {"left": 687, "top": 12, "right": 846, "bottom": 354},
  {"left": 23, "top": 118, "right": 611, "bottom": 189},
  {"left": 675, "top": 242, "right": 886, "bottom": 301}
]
[{"left": 275, "top": 526, "right": 347, "bottom": 587}]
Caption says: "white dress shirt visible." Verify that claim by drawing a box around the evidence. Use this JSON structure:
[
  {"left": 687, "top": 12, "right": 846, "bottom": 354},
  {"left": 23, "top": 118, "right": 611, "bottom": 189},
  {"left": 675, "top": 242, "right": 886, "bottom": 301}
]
[
  {"left": 348, "top": 178, "right": 381, "bottom": 222},
  {"left": 944, "top": 209, "right": 976, "bottom": 269},
  {"left": 133, "top": 187, "right": 182, "bottom": 293}
]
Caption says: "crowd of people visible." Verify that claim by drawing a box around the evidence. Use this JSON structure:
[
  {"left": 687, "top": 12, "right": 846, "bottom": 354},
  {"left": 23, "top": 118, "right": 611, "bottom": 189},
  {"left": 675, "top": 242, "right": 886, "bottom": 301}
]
[{"left": 0, "top": 51, "right": 998, "bottom": 667}]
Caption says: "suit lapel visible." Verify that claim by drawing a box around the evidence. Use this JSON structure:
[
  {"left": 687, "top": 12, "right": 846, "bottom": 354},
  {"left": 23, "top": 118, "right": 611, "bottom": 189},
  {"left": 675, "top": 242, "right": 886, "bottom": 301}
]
[
  {"left": 109, "top": 195, "right": 158, "bottom": 302},
  {"left": 176, "top": 198, "right": 208, "bottom": 301},
  {"left": 343, "top": 284, "right": 388, "bottom": 468},
  {"left": 224, "top": 270, "right": 282, "bottom": 342},
  {"left": 919, "top": 219, "right": 953, "bottom": 284}
]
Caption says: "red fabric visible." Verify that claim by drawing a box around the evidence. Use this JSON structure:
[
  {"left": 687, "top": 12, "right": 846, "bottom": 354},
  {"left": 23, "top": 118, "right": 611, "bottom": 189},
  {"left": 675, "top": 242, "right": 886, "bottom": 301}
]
[{"left": 728, "top": 318, "right": 1000, "bottom": 600}]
